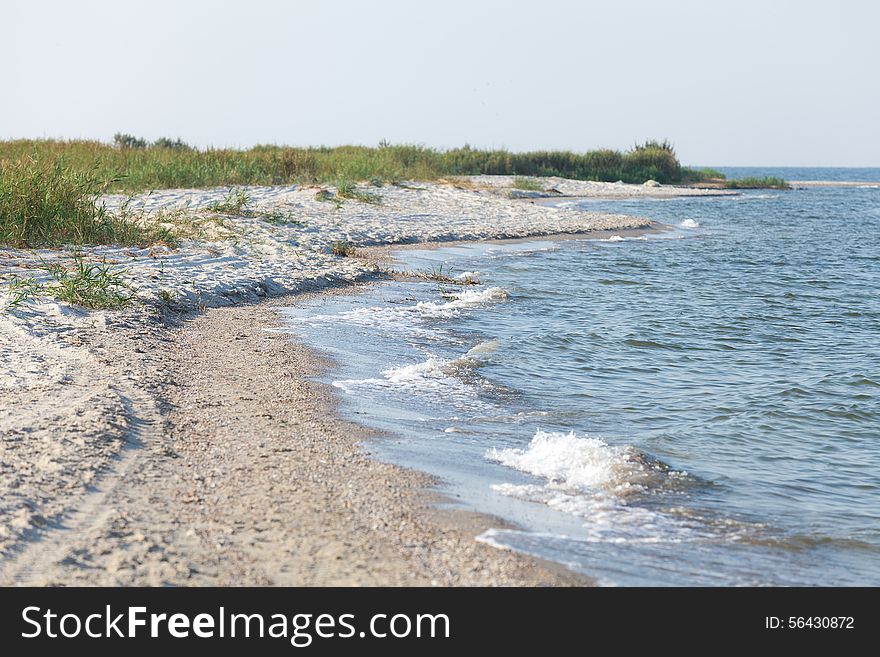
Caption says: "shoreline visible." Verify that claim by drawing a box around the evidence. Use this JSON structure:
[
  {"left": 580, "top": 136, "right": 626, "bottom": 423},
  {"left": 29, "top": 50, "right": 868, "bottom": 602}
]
[
  {"left": 0, "top": 176, "right": 706, "bottom": 585},
  {"left": 0, "top": 286, "right": 589, "bottom": 585}
]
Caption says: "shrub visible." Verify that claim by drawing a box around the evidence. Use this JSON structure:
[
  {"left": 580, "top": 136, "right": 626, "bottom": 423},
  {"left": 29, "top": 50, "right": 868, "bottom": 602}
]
[
  {"left": 113, "top": 133, "right": 147, "bottom": 149},
  {"left": 152, "top": 137, "right": 192, "bottom": 151}
]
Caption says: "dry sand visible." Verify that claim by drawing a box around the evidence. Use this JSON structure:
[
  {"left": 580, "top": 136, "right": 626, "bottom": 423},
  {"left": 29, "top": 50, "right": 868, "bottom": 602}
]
[{"left": 0, "top": 176, "right": 719, "bottom": 585}]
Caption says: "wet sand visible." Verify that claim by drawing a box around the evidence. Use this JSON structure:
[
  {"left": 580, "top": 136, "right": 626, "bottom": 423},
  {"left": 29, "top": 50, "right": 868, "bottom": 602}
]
[{"left": 0, "top": 287, "right": 590, "bottom": 585}]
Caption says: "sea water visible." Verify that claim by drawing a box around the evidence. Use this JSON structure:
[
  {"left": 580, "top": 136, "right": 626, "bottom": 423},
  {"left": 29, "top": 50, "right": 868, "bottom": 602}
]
[{"left": 283, "top": 168, "right": 880, "bottom": 586}]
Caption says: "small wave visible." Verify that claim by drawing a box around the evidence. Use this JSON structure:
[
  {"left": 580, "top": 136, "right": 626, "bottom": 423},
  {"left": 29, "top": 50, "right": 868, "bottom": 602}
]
[
  {"left": 598, "top": 278, "right": 642, "bottom": 286},
  {"left": 332, "top": 377, "right": 384, "bottom": 393},
  {"left": 339, "top": 339, "right": 501, "bottom": 395},
  {"left": 486, "top": 429, "right": 666, "bottom": 496},
  {"left": 381, "top": 341, "right": 497, "bottom": 386},
  {"left": 679, "top": 218, "right": 700, "bottom": 229},
  {"left": 456, "top": 270, "right": 481, "bottom": 284},
  {"left": 299, "top": 285, "right": 509, "bottom": 328},
  {"left": 455, "top": 286, "right": 509, "bottom": 304},
  {"left": 484, "top": 431, "right": 721, "bottom": 544},
  {"left": 414, "top": 286, "right": 509, "bottom": 316},
  {"left": 624, "top": 338, "right": 676, "bottom": 350},
  {"left": 464, "top": 339, "right": 500, "bottom": 359},
  {"left": 382, "top": 357, "right": 452, "bottom": 383},
  {"left": 604, "top": 235, "right": 625, "bottom": 242}
]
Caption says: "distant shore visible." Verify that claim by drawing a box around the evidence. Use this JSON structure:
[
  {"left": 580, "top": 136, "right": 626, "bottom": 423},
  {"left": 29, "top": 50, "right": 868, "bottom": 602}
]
[
  {"left": 0, "top": 176, "right": 713, "bottom": 585},
  {"left": 788, "top": 180, "right": 880, "bottom": 188}
]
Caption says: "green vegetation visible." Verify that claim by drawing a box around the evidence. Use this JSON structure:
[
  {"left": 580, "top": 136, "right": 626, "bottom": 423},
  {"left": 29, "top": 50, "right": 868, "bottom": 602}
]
[
  {"left": 3, "top": 275, "right": 43, "bottom": 308},
  {"left": 690, "top": 167, "right": 726, "bottom": 180},
  {"left": 1, "top": 138, "right": 736, "bottom": 194},
  {"left": 512, "top": 176, "right": 545, "bottom": 191},
  {"left": 43, "top": 256, "right": 135, "bottom": 309},
  {"left": 330, "top": 240, "right": 355, "bottom": 257},
  {"left": 724, "top": 176, "right": 791, "bottom": 190},
  {"left": 335, "top": 178, "right": 381, "bottom": 205},
  {"left": 259, "top": 208, "right": 302, "bottom": 226},
  {"left": 314, "top": 189, "right": 343, "bottom": 209},
  {"left": 114, "top": 133, "right": 192, "bottom": 151},
  {"left": 205, "top": 189, "right": 254, "bottom": 216},
  {"left": 0, "top": 157, "right": 174, "bottom": 247},
  {"left": 113, "top": 133, "right": 147, "bottom": 149},
  {"left": 152, "top": 137, "right": 192, "bottom": 151},
  {"left": 3, "top": 256, "right": 135, "bottom": 311},
  {"left": 0, "top": 138, "right": 790, "bottom": 249}
]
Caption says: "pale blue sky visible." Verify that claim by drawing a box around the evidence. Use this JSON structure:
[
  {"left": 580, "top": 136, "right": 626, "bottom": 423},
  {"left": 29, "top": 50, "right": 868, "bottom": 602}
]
[{"left": 2, "top": 0, "right": 877, "bottom": 165}]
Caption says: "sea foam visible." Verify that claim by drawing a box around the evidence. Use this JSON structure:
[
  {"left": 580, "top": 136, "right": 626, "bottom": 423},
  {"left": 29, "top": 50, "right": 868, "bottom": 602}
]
[
  {"left": 485, "top": 430, "right": 695, "bottom": 543},
  {"left": 486, "top": 429, "right": 651, "bottom": 494},
  {"left": 382, "top": 357, "right": 451, "bottom": 383},
  {"left": 415, "top": 286, "right": 509, "bottom": 315}
]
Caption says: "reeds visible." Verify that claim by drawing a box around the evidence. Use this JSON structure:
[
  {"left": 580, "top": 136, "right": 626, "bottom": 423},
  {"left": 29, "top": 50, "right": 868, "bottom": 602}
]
[{"left": 0, "top": 157, "right": 172, "bottom": 247}]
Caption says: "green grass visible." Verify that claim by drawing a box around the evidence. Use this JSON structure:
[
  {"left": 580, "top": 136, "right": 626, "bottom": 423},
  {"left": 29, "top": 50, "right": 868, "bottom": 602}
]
[
  {"left": 42, "top": 256, "right": 135, "bottom": 309},
  {"left": 0, "top": 138, "right": 715, "bottom": 194},
  {"left": 259, "top": 208, "right": 302, "bottom": 226},
  {"left": 205, "top": 189, "right": 254, "bottom": 216},
  {"left": 681, "top": 167, "right": 727, "bottom": 181},
  {"left": 724, "top": 176, "right": 791, "bottom": 190},
  {"left": 335, "top": 179, "right": 381, "bottom": 205},
  {"left": 0, "top": 138, "right": 789, "bottom": 249},
  {"left": 3, "top": 275, "right": 43, "bottom": 308},
  {"left": 3, "top": 256, "right": 136, "bottom": 310},
  {"left": 314, "top": 189, "right": 343, "bottom": 209},
  {"left": 330, "top": 240, "right": 355, "bottom": 257},
  {"left": 0, "top": 157, "right": 176, "bottom": 247},
  {"left": 512, "top": 176, "right": 545, "bottom": 191}
]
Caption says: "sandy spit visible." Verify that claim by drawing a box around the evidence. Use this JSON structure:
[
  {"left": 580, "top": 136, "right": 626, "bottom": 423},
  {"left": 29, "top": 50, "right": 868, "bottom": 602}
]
[{"left": 0, "top": 177, "right": 705, "bottom": 585}]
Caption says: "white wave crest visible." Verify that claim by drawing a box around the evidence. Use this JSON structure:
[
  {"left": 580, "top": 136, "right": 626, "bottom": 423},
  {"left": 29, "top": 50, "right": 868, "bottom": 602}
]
[
  {"left": 456, "top": 270, "right": 481, "bottom": 283},
  {"left": 484, "top": 430, "right": 701, "bottom": 543},
  {"left": 382, "top": 357, "right": 451, "bottom": 383},
  {"left": 414, "top": 286, "right": 509, "bottom": 315},
  {"left": 486, "top": 430, "right": 651, "bottom": 494},
  {"left": 679, "top": 218, "right": 700, "bottom": 229},
  {"left": 464, "top": 339, "right": 500, "bottom": 359}
]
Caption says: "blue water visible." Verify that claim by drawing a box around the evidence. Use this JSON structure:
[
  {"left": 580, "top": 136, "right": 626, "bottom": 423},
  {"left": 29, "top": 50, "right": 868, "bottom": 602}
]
[
  {"left": 711, "top": 166, "right": 880, "bottom": 183},
  {"left": 283, "top": 177, "right": 880, "bottom": 586}
]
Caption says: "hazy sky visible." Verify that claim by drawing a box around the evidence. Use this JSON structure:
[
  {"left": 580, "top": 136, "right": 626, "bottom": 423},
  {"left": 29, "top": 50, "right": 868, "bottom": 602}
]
[{"left": 2, "top": 0, "right": 878, "bottom": 165}]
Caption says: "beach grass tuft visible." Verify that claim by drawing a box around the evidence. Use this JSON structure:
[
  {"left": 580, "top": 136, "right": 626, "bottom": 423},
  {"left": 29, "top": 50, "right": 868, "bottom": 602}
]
[
  {"left": 205, "top": 189, "right": 254, "bottom": 216},
  {"left": 3, "top": 275, "right": 43, "bottom": 309},
  {"left": 335, "top": 179, "right": 382, "bottom": 205},
  {"left": 314, "top": 188, "right": 344, "bottom": 209},
  {"left": 259, "top": 208, "right": 302, "bottom": 226},
  {"left": 330, "top": 241, "right": 355, "bottom": 257},
  {"left": 512, "top": 176, "right": 545, "bottom": 191},
  {"left": 0, "top": 157, "right": 174, "bottom": 247},
  {"left": 41, "top": 256, "right": 136, "bottom": 309}
]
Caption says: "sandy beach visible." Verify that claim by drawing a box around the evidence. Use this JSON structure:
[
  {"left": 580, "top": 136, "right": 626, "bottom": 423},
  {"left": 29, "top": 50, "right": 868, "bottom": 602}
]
[{"left": 1, "top": 176, "right": 724, "bottom": 585}]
